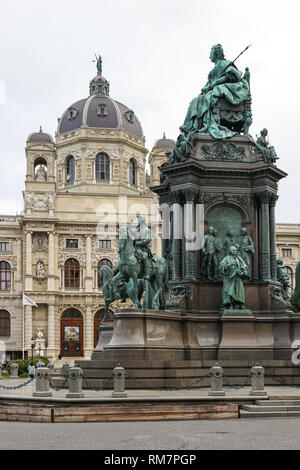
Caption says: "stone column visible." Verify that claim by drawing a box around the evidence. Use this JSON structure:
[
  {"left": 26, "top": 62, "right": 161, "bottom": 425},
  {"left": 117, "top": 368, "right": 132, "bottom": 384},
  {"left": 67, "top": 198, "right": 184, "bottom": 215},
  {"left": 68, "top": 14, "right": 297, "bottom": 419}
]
[
  {"left": 184, "top": 189, "right": 198, "bottom": 281},
  {"left": 84, "top": 305, "right": 94, "bottom": 358},
  {"left": 258, "top": 192, "right": 271, "bottom": 281},
  {"left": 25, "top": 231, "right": 33, "bottom": 291},
  {"left": 160, "top": 202, "right": 171, "bottom": 259},
  {"left": 48, "top": 232, "right": 55, "bottom": 291},
  {"left": 24, "top": 305, "right": 33, "bottom": 351},
  {"left": 85, "top": 235, "right": 93, "bottom": 292},
  {"left": 171, "top": 192, "right": 183, "bottom": 282},
  {"left": 269, "top": 194, "right": 278, "bottom": 281}
]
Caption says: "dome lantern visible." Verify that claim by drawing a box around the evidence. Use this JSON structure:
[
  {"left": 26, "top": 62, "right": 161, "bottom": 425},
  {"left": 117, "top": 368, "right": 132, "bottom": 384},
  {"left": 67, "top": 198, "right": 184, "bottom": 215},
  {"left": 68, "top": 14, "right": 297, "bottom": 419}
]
[{"left": 89, "top": 54, "right": 110, "bottom": 96}]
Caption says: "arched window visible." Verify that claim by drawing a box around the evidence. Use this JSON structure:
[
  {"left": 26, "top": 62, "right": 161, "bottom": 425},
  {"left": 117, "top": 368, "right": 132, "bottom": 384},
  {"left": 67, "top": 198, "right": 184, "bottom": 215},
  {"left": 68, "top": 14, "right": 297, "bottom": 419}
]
[
  {"left": 129, "top": 158, "right": 137, "bottom": 186},
  {"left": 64, "top": 258, "right": 80, "bottom": 289},
  {"left": 66, "top": 156, "right": 75, "bottom": 183},
  {"left": 0, "top": 311, "right": 10, "bottom": 337},
  {"left": 98, "top": 259, "right": 113, "bottom": 288},
  {"left": 0, "top": 262, "right": 11, "bottom": 291},
  {"left": 95, "top": 153, "right": 110, "bottom": 182}
]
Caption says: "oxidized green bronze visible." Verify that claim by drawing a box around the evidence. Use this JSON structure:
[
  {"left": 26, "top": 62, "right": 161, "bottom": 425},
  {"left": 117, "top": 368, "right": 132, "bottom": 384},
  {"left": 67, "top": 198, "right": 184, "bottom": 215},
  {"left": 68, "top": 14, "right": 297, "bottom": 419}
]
[
  {"left": 237, "top": 227, "right": 255, "bottom": 279},
  {"left": 290, "top": 261, "right": 300, "bottom": 312},
  {"left": 255, "top": 129, "right": 278, "bottom": 163},
  {"left": 277, "top": 258, "right": 291, "bottom": 299},
  {"left": 169, "top": 44, "right": 252, "bottom": 164},
  {"left": 219, "top": 246, "right": 248, "bottom": 309},
  {"left": 94, "top": 54, "right": 103, "bottom": 74},
  {"left": 99, "top": 217, "right": 169, "bottom": 316}
]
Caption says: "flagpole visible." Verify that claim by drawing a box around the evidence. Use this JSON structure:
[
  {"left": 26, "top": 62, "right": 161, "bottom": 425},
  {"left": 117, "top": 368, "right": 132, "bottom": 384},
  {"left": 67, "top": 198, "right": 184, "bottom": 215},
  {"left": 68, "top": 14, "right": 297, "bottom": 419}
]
[{"left": 22, "top": 295, "right": 25, "bottom": 360}]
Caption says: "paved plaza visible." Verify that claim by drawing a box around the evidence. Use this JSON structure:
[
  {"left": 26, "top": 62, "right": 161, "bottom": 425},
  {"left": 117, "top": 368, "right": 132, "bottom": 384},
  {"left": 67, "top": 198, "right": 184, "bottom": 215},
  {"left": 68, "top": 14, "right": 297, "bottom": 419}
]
[{"left": 1, "top": 417, "right": 300, "bottom": 450}]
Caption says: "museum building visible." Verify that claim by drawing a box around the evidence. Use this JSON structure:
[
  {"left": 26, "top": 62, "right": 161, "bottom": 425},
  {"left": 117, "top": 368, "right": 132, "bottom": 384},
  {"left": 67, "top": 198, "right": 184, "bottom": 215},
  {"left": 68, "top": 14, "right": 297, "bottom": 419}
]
[
  {"left": 0, "top": 59, "right": 296, "bottom": 363},
  {"left": 0, "top": 62, "right": 175, "bottom": 362}
]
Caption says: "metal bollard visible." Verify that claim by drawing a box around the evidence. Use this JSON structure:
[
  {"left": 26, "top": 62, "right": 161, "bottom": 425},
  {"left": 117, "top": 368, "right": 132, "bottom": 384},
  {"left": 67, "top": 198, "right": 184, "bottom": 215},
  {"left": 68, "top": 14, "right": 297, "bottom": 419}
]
[
  {"left": 112, "top": 364, "right": 127, "bottom": 398},
  {"left": 249, "top": 364, "right": 267, "bottom": 396},
  {"left": 10, "top": 363, "right": 19, "bottom": 379},
  {"left": 33, "top": 367, "right": 53, "bottom": 397},
  {"left": 209, "top": 363, "right": 225, "bottom": 396},
  {"left": 66, "top": 366, "right": 85, "bottom": 399}
]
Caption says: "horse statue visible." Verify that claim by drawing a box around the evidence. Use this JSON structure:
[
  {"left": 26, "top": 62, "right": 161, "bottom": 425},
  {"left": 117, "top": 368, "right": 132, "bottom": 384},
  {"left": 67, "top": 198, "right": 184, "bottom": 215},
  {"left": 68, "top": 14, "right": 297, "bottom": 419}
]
[{"left": 99, "top": 223, "right": 169, "bottom": 316}]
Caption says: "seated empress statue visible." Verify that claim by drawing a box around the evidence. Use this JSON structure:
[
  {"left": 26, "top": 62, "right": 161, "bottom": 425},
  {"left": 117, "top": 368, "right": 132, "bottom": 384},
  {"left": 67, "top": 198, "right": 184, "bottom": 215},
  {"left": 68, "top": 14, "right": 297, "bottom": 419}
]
[{"left": 182, "top": 44, "right": 250, "bottom": 139}]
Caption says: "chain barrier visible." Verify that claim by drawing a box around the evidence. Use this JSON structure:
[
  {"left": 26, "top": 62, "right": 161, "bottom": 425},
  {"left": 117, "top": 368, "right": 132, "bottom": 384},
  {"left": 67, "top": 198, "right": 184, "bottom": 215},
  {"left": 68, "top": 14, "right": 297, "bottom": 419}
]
[
  {"left": 0, "top": 377, "right": 34, "bottom": 391},
  {"left": 46, "top": 374, "right": 69, "bottom": 392},
  {"left": 82, "top": 375, "right": 113, "bottom": 391},
  {"left": 223, "top": 371, "right": 252, "bottom": 390},
  {"left": 125, "top": 371, "right": 212, "bottom": 391}
]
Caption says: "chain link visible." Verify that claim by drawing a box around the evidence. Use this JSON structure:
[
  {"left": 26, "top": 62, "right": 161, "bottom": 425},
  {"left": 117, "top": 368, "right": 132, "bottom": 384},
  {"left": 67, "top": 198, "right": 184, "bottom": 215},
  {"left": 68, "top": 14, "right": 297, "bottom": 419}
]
[
  {"left": 125, "top": 372, "right": 211, "bottom": 391},
  {"left": 0, "top": 377, "right": 34, "bottom": 391},
  {"left": 46, "top": 374, "right": 69, "bottom": 392},
  {"left": 82, "top": 375, "right": 113, "bottom": 391},
  {"left": 223, "top": 371, "right": 252, "bottom": 390}
]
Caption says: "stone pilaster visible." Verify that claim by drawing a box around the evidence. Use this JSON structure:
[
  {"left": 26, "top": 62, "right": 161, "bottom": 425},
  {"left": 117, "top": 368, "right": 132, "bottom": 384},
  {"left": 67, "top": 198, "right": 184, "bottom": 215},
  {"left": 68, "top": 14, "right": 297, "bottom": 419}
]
[
  {"left": 85, "top": 235, "right": 93, "bottom": 292},
  {"left": 84, "top": 305, "right": 94, "bottom": 358},
  {"left": 47, "top": 304, "right": 55, "bottom": 358},
  {"left": 269, "top": 194, "right": 279, "bottom": 281},
  {"left": 25, "top": 232, "right": 33, "bottom": 291},
  {"left": 47, "top": 232, "right": 55, "bottom": 291},
  {"left": 171, "top": 191, "right": 183, "bottom": 281},
  {"left": 184, "top": 188, "right": 198, "bottom": 281}
]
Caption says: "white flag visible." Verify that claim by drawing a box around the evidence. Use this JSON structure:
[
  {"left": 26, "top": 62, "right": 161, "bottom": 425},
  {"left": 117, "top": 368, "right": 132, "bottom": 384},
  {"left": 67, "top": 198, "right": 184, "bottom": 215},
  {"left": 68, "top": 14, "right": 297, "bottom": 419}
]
[{"left": 23, "top": 294, "right": 38, "bottom": 307}]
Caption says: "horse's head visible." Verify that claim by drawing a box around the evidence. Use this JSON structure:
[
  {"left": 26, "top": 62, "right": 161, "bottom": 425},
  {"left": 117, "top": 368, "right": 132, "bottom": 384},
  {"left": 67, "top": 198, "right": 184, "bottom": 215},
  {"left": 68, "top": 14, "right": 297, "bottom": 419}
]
[{"left": 118, "top": 224, "right": 134, "bottom": 254}]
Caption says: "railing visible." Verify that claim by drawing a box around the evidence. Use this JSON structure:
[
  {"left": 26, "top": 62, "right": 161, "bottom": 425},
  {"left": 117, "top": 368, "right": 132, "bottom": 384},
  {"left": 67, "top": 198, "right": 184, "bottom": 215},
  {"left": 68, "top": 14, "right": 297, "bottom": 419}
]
[
  {"left": 0, "top": 216, "right": 18, "bottom": 224},
  {"left": 276, "top": 224, "right": 300, "bottom": 231}
]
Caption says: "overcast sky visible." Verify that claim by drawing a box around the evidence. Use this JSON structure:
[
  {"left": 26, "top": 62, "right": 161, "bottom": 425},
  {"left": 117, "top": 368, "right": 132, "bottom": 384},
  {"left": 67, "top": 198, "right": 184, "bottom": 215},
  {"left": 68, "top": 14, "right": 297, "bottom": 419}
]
[{"left": 0, "top": 0, "right": 299, "bottom": 222}]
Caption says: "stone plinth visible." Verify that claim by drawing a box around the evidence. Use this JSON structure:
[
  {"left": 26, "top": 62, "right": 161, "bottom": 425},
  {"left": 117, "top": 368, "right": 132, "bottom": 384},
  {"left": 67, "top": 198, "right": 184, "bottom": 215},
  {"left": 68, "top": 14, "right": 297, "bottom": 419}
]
[{"left": 93, "top": 322, "right": 114, "bottom": 354}]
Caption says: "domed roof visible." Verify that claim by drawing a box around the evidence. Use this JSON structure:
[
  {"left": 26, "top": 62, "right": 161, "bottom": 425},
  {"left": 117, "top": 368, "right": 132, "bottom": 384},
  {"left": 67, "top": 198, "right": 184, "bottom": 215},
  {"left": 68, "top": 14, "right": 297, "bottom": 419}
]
[
  {"left": 27, "top": 127, "right": 54, "bottom": 143},
  {"left": 154, "top": 133, "right": 175, "bottom": 149},
  {"left": 57, "top": 58, "right": 144, "bottom": 139}
]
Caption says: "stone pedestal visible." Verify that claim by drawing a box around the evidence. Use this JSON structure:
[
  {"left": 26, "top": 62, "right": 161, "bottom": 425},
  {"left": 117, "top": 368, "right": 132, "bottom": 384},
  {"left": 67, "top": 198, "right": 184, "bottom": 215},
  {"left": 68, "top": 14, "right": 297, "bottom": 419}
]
[
  {"left": 93, "top": 322, "right": 114, "bottom": 354},
  {"left": 66, "top": 366, "right": 85, "bottom": 399},
  {"left": 33, "top": 368, "right": 52, "bottom": 397}
]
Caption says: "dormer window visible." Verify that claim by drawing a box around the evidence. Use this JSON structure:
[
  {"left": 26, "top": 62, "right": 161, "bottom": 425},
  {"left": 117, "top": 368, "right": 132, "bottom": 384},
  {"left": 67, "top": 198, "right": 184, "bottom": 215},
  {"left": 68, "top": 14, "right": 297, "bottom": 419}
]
[
  {"left": 67, "top": 107, "right": 78, "bottom": 121},
  {"left": 125, "top": 110, "right": 134, "bottom": 123},
  {"left": 97, "top": 104, "right": 108, "bottom": 117}
]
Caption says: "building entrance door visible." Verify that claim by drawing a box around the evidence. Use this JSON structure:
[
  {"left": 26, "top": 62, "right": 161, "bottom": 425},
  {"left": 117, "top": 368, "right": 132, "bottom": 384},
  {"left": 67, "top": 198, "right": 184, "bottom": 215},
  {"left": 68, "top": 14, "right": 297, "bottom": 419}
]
[{"left": 60, "top": 309, "right": 83, "bottom": 357}]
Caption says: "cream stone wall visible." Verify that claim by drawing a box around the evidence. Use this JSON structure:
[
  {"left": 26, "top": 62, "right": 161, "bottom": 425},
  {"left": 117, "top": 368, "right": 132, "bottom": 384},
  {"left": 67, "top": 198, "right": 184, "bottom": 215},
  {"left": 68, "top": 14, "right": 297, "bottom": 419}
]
[
  {"left": 276, "top": 223, "right": 300, "bottom": 290},
  {"left": 0, "top": 125, "right": 164, "bottom": 363}
]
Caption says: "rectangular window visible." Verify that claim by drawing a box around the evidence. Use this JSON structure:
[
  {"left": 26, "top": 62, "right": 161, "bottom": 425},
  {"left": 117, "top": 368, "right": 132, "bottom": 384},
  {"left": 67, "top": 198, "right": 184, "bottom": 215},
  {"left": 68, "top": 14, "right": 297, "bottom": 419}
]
[
  {"left": 66, "top": 239, "right": 78, "bottom": 249},
  {"left": 0, "top": 242, "right": 9, "bottom": 252},
  {"left": 282, "top": 248, "right": 292, "bottom": 258},
  {"left": 99, "top": 240, "right": 111, "bottom": 250}
]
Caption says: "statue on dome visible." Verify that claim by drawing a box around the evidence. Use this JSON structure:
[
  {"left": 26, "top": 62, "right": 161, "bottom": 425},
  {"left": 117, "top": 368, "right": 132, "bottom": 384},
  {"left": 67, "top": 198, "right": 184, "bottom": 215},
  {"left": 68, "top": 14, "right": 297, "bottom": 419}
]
[
  {"left": 94, "top": 54, "right": 102, "bottom": 74},
  {"left": 169, "top": 44, "right": 252, "bottom": 164}
]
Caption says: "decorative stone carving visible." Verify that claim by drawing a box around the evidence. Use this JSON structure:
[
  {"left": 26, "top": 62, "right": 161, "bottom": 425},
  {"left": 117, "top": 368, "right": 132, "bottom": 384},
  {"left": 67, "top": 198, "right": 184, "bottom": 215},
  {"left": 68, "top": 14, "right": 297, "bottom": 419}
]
[
  {"left": 166, "top": 285, "right": 191, "bottom": 311},
  {"left": 270, "top": 286, "right": 292, "bottom": 311},
  {"left": 201, "top": 142, "right": 246, "bottom": 161},
  {"left": 36, "top": 261, "right": 46, "bottom": 278}
]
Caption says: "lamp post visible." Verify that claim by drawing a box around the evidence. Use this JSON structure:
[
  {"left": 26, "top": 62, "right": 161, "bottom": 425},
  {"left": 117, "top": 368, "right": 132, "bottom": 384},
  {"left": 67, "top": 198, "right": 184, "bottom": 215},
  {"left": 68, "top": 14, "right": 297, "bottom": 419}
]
[{"left": 31, "top": 337, "right": 35, "bottom": 365}]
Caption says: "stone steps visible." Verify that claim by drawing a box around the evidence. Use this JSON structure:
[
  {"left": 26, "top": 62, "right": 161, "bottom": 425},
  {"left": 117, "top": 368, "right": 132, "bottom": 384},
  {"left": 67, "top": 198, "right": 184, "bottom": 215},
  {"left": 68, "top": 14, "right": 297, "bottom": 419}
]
[{"left": 240, "top": 400, "right": 300, "bottom": 418}]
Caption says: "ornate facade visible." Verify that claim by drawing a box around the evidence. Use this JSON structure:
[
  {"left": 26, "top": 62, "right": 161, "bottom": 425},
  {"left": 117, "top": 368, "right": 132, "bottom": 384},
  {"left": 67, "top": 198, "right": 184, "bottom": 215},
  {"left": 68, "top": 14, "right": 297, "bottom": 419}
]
[{"left": 0, "top": 62, "right": 174, "bottom": 363}]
